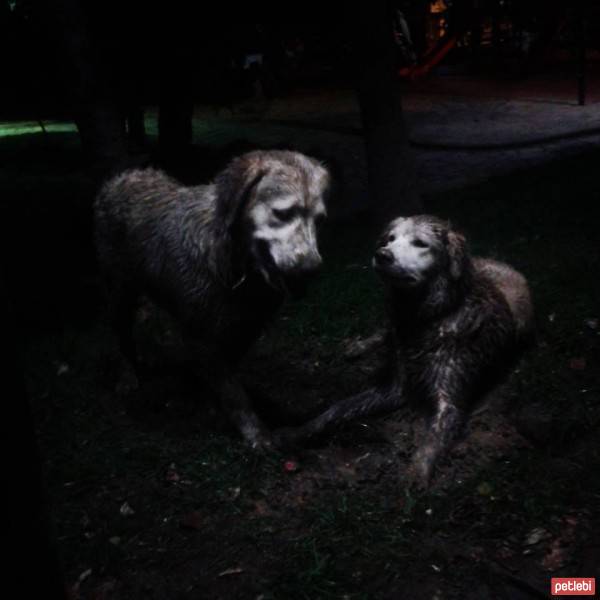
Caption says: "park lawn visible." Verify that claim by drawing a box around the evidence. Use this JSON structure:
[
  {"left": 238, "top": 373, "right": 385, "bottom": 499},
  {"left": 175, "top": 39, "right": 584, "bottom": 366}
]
[{"left": 1, "top": 125, "right": 599, "bottom": 599}]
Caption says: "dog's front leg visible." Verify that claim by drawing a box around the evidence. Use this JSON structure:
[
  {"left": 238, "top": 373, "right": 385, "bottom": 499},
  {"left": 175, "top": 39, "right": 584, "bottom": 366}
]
[
  {"left": 217, "top": 374, "right": 273, "bottom": 450},
  {"left": 185, "top": 337, "right": 273, "bottom": 450},
  {"left": 344, "top": 329, "right": 388, "bottom": 360},
  {"left": 410, "top": 390, "right": 462, "bottom": 487},
  {"left": 106, "top": 283, "right": 140, "bottom": 395},
  {"left": 274, "top": 383, "right": 404, "bottom": 447}
]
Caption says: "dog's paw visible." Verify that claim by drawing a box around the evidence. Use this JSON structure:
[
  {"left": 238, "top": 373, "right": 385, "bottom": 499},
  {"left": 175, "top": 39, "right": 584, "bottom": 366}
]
[
  {"left": 405, "top": 447, "right": 435, "bottom": 491},
  {"left": 246, "top": 430, "right": 277, "bottom": 453}
]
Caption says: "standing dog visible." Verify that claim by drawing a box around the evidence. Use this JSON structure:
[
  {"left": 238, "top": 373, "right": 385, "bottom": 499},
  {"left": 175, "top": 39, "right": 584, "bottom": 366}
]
[
  {"left": 94, "top": 150, "right": 329, "bottom": 448},
  {"left": 276, "top": 215, "right": 533, "bottom": 484}
]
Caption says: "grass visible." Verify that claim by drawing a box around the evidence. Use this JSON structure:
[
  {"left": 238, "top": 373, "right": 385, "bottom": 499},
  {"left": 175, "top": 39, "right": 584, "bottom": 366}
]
[{"left": 1, "top": 122, "right": 599, "bottom": 599}]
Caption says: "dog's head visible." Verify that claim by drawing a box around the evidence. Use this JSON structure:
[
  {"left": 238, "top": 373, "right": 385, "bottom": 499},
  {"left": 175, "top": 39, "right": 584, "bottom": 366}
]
[
  {"left": 373, "top": 215, "right": 468, "bottom": 288},
  {"left": 214, "top": 150, "right": 329, "bottom": 294}
]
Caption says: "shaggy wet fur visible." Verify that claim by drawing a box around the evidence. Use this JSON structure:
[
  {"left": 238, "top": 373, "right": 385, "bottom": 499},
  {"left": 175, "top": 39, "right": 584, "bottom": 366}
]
[
  {"left": 94, "top": 150, "right": 329, "bottom": 448},
  {"left": 276, "top": 215, "right": 533, "bottom": 484}
]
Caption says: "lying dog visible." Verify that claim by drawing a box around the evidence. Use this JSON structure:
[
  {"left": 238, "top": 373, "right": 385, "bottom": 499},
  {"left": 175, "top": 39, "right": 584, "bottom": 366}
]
[
  {"left": 94, "top": 150, "right": 329, "bottom": 448},
  {"left": 276, "top": 215, "right": 533, "bottom": 483}
]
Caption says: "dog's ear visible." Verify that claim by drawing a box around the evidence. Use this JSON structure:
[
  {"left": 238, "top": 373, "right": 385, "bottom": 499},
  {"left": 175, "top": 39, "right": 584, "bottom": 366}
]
[
  {"left": 312, "top": 162, "right": 331, "bottom": 198},
  {"left": 214, "top": 154, "right": 267, "bottom": 229},
  {"left": 209, "top": 154, "right": 267, "bottom": 286},
  {"left": 446, "top": 229, "right": 467, "bottom": 280}
]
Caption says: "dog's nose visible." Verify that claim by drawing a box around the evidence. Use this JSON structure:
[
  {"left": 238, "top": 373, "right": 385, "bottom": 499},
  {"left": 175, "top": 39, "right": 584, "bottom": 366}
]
[
  {"left": 374, "top": 248, "right": 394, "bottom": 266},
  {"left": 300, "top": 253, "right": 322, "bottom": 274},
  {"left": 288, "top": 256, "right": 322, "bottom": 281}
]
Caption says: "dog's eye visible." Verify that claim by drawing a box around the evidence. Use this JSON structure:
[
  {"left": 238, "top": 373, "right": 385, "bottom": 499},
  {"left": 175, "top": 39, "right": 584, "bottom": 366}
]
[
  {"left": 272, "top": 207, "right": 295, "bottom": 221},
  {"left": 388, "top": 234, "right": 396, "bottom": 243},
  {"left": 412, "top": 239, "right": 429, "bottom": 248}
]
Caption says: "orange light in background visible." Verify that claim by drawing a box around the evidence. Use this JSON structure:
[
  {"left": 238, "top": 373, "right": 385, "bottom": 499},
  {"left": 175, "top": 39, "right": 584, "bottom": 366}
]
[{"left": 430, "top": 0, "right": 447, "bottom": 14}]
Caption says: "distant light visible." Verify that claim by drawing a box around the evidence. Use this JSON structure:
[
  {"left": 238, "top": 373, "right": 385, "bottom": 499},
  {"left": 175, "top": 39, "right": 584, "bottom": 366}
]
[
  {"left": 0, "top": 121, "right": 78, "bottom": 137},
  {"left": 430, "top": 0, "right": 447, "bottom": 14}
]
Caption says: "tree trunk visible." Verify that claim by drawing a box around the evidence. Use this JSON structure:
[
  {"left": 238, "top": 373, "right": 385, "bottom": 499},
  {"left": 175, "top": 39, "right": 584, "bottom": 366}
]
[
  {"left": 158, "top": 39, "right": 194, "bottom": 158},
  {"left": 48, "top": 0, "right": 127, "bottom": 167},
  {"left": 126, "top": 104, "right": 146, "bottom": 148},
  {"left": 158, "top": 91, "right": 193, "bottom": 156},
  {"left": 354, "top": 1, "right": 423, "bottom": 223},
  {"left": 74, "top": 101, "right": 127, "bottom": 166}
]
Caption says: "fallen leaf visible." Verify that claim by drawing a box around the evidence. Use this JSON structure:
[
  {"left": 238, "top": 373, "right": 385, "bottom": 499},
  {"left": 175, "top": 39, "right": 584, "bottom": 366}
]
[
  {"left": 165, "top": 463, "right": 180, "bottom": 482},
  {"left": 252, "top": 500, "right": 273, "bottom": 517},
  {"left": 562, "top": 514, "right": 578, "bottom": 533},
  {"left": 541, "top": 513, "right": 579, "bottom": 569},
  {"left": 525, "top": 527, "right": 549, "bottom": 546},
  {"left": 119, "top": 502, "right": 135, "bottom": 517},
  {"left": 336, "top": 463, "right": 357, "bottom": 479},
  {"left": 283, "top": 460, "right": 299, "bottom": 473},
  {"left": 477, "top": 481, "right": 493, "bottom": 496},
  {"left": 569, "top": 357, "right": 586, "bottom": 371},
  {"left": 78, "top": 569, "right": 92, "bottom": 583},
  {"left": 542, "top": 541, "right": 567, "bottom": 570},
  {"left": 57, "top": 363, "right": 70, "bottom": 376},
  {"left": 90, "top": 579, "right": 117, "bottom": 600},
  {"left": 180, "top": 511, "right": 203, "bottom": 530},
  {"left": 497, "top": 543, "right": 514, "bottom": 560},
  {"left": 218, "top": 567, "right": 244, "bottom": 577}
]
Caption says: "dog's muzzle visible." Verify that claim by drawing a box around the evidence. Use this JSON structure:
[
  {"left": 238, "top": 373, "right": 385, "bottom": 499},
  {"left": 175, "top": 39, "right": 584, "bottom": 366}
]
[
  {"left": 255, "top": 239, "right": 321, "bottom": 296},
  {"left": 374, "top": 248, "right": 394, "bottom": 267},
  {"left": 373, "top": 248, "right": 418, "bottom": 285}
]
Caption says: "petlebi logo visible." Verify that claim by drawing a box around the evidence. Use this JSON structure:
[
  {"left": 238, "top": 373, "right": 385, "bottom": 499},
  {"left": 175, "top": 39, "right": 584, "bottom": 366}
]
[{"left": 551, "top": 578, "right": 595, "bottom": 596}]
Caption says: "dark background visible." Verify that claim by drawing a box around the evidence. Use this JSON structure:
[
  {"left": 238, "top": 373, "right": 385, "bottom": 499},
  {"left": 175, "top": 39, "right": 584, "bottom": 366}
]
[{"left": 2, "top": 2, "right": 600, "bottom": 598}]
